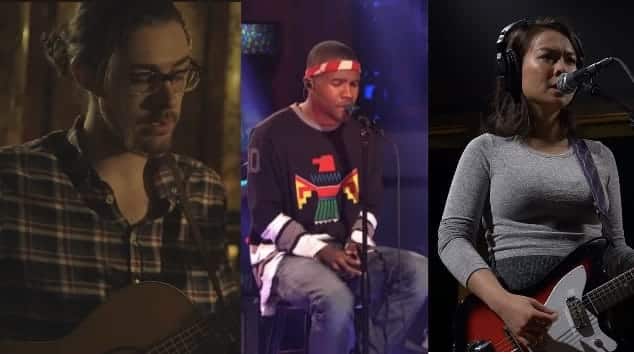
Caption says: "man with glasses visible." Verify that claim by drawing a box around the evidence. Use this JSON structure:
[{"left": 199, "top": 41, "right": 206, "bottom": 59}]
[{"left": 0, "top": 1, "right": 237, "bottom": 353}]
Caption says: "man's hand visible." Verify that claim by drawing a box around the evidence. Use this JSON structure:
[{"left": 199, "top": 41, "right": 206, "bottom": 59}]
[
  {"left": 315, "top": 244, "right": 361, "bottom": 278},
  {"left": 344, "top": 241, "right": 361, "bottom": 260},
  {"left": 344, "top": 240, "right": 375, "bottom": 260}
]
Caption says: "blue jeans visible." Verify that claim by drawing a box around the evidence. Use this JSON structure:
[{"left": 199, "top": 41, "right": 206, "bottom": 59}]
[{"left": 272, "top": 246, "right": 428, "bottom": 354}]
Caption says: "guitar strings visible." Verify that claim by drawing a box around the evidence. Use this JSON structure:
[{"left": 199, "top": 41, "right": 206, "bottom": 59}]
[
  {"left": 179, "top": 322, "right": 204, "bottom": 353},
  {"left": 150, "top": 317, "right": 210, "bottom": 354},
  {"left": 584, "top": 268, "right": 634, "bottom": 312},
  {"left": 489, "top": 333, "right": 522, "bottom": 352}
]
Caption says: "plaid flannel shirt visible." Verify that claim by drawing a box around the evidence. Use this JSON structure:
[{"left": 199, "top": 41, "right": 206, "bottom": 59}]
[{"left": 0, "top": 118, "right": 237, "bottom": 340}]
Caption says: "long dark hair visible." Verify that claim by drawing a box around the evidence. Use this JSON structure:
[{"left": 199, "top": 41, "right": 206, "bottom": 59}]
[
  {"left": 484, "top": 18, "right": 583, "bottom": 138},
  {"left": 42, "top": 1, "right": 190, "bottom": 83}
]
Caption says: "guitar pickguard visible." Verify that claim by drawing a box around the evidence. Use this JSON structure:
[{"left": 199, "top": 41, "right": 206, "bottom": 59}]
[{"left": 538, "top": 265, "right": 617, "bottom": 352}]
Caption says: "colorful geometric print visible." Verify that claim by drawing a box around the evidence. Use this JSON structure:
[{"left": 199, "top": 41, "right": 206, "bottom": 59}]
[
  {"left": 295, "top": 174, "right": 317, "bottom": 210},
  {"left": 314, "top": 197, "right": 339, "bottom": 225},
  {"left": 294, "top": 168, "right": 360, "bottom": 224},
  {"left": 341, "top": 168, "right": 359, "bottom": 204},
  {"left": 312, "top": 154, "right": 336, "bottom": 172}
]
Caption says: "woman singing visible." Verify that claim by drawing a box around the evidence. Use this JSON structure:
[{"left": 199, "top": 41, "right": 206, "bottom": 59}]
[{"left": 438, "top": 17, "right": 634, "bottom": 351}]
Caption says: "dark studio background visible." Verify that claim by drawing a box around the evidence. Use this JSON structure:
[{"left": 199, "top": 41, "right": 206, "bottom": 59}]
[
  {"left": 241, "top": 0, "right": 428, "bottom": 352},
  {"left": 428, "top": 0, "right": 634, "bottom": 350}
]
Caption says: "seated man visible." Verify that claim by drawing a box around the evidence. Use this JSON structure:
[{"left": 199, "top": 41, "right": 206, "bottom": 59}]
[
  {"left": 0, "top": 1, "right": 237, "bottom": 352},
  {"left": 248, "top": 40, "right": 428, "bottom": 354}
]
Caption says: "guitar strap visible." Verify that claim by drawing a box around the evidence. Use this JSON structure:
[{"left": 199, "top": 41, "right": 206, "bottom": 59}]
[
  {"left": 164, "top": 155, "right": 227, "bottom": 309},
  {"left": 165, "top": 155, "right": 239, "bottom": 353},
  {"left": 570, "top": 136, "right": 614, "bottom": 246},
  {"left": 481, "top": 192, "right": 497, "bottom": 272}
]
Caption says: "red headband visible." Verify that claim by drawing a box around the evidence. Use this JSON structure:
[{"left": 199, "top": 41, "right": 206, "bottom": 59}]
[{"left": 304, "top": 59, "right": 362, "bottom": 79}]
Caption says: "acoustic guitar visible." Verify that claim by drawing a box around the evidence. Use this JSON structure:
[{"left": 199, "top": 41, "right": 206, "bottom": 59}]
[{"left": 0, "top": 281, "right": 235, "bottom": 354}]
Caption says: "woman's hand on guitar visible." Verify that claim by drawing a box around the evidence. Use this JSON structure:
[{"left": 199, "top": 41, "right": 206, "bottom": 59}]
[{"left": 494, "top": 293, "right": 558, "bottom": 349}]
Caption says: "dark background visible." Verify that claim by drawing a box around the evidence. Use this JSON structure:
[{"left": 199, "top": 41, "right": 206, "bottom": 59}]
[{"left": 428, "top": 0, "right": 634, "bottom": 350}]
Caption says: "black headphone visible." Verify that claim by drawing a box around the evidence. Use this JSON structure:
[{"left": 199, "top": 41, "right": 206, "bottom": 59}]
[{"left": 495, "top": 19, "right": 585, "bottom": 100}]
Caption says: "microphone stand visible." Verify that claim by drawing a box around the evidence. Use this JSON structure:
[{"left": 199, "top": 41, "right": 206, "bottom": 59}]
[
  {"left": 359, "top": 115, "right": 371, "bottom": 354},
  {"left": 356, "top": 114, "right": 384, "bottom": 354},
  {"left": 585, "top": 82, "right": 634, "bottom": 127},
  {"left": 580, "top": 57, "right": 634, "bottom": 126},
  {"left": 346, "top": 105, "right": 384, "bottom": 354}
]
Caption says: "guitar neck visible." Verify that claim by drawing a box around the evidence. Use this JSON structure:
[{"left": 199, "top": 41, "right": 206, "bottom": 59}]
[
  {"left": 147, "top": 316, "right": 210, "bottom": 354},
  {"left": 584, "top": 267, "right": 634, "bottom": 314}
]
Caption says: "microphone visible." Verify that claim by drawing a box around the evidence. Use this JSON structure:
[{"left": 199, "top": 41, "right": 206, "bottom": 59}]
[
  {"left": 556, "top": 57, "right": 615, "bottom": 94},
  {"left": 345, "top": 104, "right": 367, "bottom": 124},
  {"left": 345, "top": 104, "right": 370, "bottom": 126},
  {"left": 344, "top": 104, "right": 384, "bottom": 136},
  {"left": 344, "top": 104, "right": 360, "bottom": 117}
]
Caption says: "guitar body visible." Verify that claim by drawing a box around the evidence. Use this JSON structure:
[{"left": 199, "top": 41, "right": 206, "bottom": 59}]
[
  {"left": 0, "top": 282, "right": 204, "bottom": 354},
  {"left": 454, "top": 240, "right": 621, "bottom": 352}
]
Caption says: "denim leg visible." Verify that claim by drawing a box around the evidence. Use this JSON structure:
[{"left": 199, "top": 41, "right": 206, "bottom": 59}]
[
  {"left": 273, "top": 255, "right": 356, "bottom": 353},
  {"left": 363, "top": 247, "right": 428, "bottom": 354}
]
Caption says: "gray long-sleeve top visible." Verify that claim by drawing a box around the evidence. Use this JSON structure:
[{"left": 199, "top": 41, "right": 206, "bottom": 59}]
[{"left": 438, "top": 133, "right": 634, "bottom": 290}]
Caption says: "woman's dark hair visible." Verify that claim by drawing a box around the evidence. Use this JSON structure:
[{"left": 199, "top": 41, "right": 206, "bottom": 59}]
[
  {"left": 484, "top": 17, "right": 583, "bottom": 138},
  {"left": 42, "top": 0, "right": 190, "bottom": 82}
]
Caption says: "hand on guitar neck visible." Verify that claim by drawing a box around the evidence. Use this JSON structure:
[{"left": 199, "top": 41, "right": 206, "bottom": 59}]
[{"left": 467, "top": 269, "right": 558, "bottom": 349}]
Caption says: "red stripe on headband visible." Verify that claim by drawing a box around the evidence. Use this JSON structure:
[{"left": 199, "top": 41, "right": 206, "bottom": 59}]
[
  {"left": 325, "top": 61, "right": 340, "bottom": 72},
  {"left": 304, "top": 59, "right": 362, "bottom": 79}
]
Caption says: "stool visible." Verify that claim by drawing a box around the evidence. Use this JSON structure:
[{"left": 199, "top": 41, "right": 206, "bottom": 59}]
[
  {"left": 265, "top": 303, "right": 363, "bottom": 354},
  {"left": 262, "top": 303, "right": 311, "bottom": 354}
]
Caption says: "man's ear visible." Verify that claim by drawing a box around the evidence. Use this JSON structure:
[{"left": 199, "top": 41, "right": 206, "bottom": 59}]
[
  {"left": 303, "top": 78, "right": 313, "bottom": 90},
  {"left": 70, "top": 58, "right": 106, "bottom": 97}
]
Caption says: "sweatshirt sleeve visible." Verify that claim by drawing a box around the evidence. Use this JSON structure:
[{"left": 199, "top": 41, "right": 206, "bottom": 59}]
[
  {"left": 595, "top": 142, "right": 634, "bottom": 276},
  {"left": 437, "top": 134, "right": 493, "bottom": 287},
  {"left": 247, "top": 124, "right": 328, "bottom": 257}
]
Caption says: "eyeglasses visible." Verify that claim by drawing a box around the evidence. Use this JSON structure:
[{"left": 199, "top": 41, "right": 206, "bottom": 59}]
[{"left": 127, "top": 59, "right": 201, "bottom": 95}]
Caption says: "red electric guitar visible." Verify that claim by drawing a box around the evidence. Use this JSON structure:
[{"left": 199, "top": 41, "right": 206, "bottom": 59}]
[{"left": 454, "top": 240, "right": 634, "bottom": 352}]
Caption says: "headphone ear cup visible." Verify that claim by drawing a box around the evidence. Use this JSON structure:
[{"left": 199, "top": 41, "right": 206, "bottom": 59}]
[
  {"left": 504, "top": 48, "right": 521, "bottom": 99},
  {"left": 495, "top": 19, "right": 530, "bottom": 101},
  {"left": 573, "top": 34, "right": 584, "bottom": 68}
]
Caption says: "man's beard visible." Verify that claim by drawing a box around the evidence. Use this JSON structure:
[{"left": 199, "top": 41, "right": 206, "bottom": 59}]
[
  {"left": 101, "top": 109, "right": 177, "bottom": 158},
  {"left": 102, "top": 117, "right": 175, "bottom": 158},
  {"left": 130, "top": 133, "right": 173, "bottom": 157}
]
